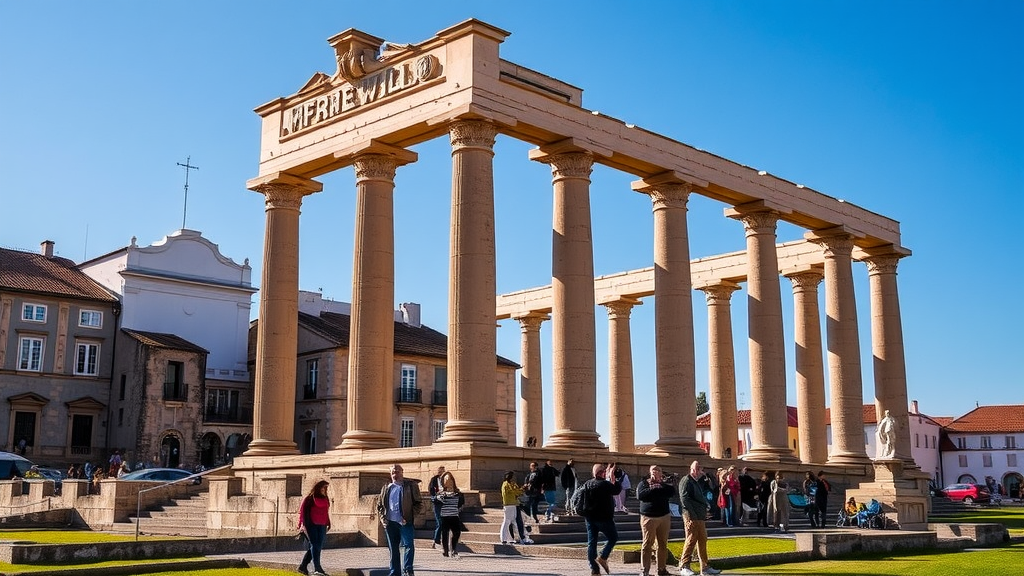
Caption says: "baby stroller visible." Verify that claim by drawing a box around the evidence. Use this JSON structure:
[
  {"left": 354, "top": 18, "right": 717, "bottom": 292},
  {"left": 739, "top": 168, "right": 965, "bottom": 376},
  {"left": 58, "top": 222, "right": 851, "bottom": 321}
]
[{"left": 856, "top": 499, "right": 887, "bottom": 529}]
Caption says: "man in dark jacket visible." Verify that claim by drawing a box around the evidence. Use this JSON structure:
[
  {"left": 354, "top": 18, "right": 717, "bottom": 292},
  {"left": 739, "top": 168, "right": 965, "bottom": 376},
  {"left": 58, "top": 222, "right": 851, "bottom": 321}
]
[
  {"left": 428, "top": 465, "right": 445, "bottom": 548},
  {"left": 561, "top": 459, "right": 578, "bottom": 514},
  {"left": 579, "top": 463, "right": 621, "bottom": 575},
  {"left": 679, "top": 461, "right": 720, "bottom": 576},
  {"left": 738, "top": 467, "right": 757, "bottom": 526},
  {"left": 540, "top": 459, "right": 559, "bottom": 521},
  {"left": 814, "top": 470, "right": 831, "bottom": 526},
  {"left": 636, "top": 464, "right": 677, "bottom": 576}
]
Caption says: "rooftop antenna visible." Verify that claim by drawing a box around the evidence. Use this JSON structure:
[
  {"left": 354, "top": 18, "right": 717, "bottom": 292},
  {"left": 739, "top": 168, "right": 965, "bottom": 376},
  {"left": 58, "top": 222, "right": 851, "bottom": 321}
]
[{"left": 176, "top": 156, "right": 199, "bottom": 230}]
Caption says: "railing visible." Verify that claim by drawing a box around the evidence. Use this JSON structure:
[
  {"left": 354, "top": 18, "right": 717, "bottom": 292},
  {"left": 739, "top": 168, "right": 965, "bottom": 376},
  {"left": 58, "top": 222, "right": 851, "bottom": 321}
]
[
  {"left": 396, "top": 387, "right": 422, "bottom": 404},
  {"left": 134, "top": 464, "right": 228, "bottom": 541},
  {"left": 203, "top": 407, "right": 253, "bottom": 424},
  {"left": 432, "top": 390, "right": 448, "bottom": 405}
]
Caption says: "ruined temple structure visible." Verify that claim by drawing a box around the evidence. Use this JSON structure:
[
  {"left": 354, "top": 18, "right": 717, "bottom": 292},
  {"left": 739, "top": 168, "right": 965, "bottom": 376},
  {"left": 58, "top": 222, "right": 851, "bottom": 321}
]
[{"left": 209, "top": 19, "right": 927, "bottom": 538}]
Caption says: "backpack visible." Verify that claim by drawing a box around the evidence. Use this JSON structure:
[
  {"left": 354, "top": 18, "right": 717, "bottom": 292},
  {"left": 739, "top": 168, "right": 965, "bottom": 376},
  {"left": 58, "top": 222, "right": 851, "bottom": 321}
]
[{"left": 570, "top": 480, "right": 597, "bottom": 517}]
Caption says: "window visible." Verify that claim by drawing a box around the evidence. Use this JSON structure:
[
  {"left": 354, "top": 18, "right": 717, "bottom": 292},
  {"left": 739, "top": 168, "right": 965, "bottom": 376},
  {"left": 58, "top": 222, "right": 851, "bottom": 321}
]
[
  {"left": 70, "top": 415, "right": 93, "bottom": 454},
  {"left": 401, "top": 364, "right": 417, "bottom": 389},
  {"left": 932, "top": 435, "right": 937, "bottom": 448},
  {"left": 983, "top": 453, "right": 993, "bottom": 467},
  {"left": 304, "top": 359, "right": 319, "bottom": 399},
  {"left": 21, "top": 303, "right": 46, "bottom": 322},
  {"left": 1007, "top": 436, "right": 1017, "bottom": 449},
  {"left": 74, "top": 342, "right": 99, "bottom": 375},
  {"left": 400, "top": 418, "right": 415, "bottom": 448},
  {"left": 79, "top": 310, "right": 102, "bottom": 328},
  {"left": 1009, "top": 454, "right": 1018, "bottom": 467},
  {"left": 924, "top": 435, "right": 928, "bottom": 448},
  {"left": 163, "top": 361, "right": 186, "bottom": 401},
  {"left": 119, "top": 375, "right": 126, "bottom": 400},
  {"left": 303, "top": 429, "right": 317, "bottom": 454},
  {"left": 433, "top": 419, "right": 446, "bottom": 441},
  {"left": 981, "top": 436, "right": 992, "bottom": 449},
  {"left": 17, "top": 337, "right": 44, "bottom": 371},
  {"left": 958, "top": 454, "right": 968, "bottom": 467},
  {"left": 205, "top": 389, "right": 240, "bottom": 421},
  {"left": 13, "top": 412, "right": 36, "bottom": 449},
  {"left": 433, "top": 367, "right": 448, "bottom": 404},
  {"left": 915, "top": 434, "right": 919, "bottom": 448},
  {"left": 957, "top": 437, "right": 967, "bottom": 449}
]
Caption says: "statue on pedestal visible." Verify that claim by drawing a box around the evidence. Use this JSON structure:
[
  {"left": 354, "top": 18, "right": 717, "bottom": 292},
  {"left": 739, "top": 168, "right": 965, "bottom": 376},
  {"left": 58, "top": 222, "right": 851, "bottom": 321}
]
[{"left": 876, "top": 409, "right": 897, "bottom": 459}]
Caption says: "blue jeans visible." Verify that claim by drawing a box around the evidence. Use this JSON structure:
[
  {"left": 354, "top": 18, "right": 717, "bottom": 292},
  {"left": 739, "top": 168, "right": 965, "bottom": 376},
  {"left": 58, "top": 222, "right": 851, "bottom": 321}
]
[
  {"left": 385, "top": 520, "right": 415, "bottom": 576},
  {"left": 585, "top": 518, "right": 618, "bottom": 573},
  {"left": 299, "top": 523, "right": 327, "bottom": 573},
  {"left": 544, "top": 490, "right": 556, "bottom": 519},
  {"left": 432, "top": 499, "right": 443, "bottom": 543}
]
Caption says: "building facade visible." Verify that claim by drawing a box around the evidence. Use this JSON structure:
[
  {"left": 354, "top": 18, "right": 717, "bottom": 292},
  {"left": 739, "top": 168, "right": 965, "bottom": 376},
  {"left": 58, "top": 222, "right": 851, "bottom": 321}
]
[
  {"left": 0, "top": 241, "right": 119, "bottom": 466},
  {"left": 940, "top": 404, "right": 1024, "bottom": 498}
]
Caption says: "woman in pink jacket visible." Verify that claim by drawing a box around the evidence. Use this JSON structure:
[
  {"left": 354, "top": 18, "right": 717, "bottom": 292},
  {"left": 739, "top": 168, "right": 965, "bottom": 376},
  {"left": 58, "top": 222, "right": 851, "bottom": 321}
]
[{"left": 298, "top": 480, "right": 332, "bottom": 576}]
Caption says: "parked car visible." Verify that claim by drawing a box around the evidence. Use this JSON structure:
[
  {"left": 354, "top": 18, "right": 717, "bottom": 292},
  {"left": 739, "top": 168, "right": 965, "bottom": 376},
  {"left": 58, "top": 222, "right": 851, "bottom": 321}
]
[
  {"left": 942, "top": 483, "right": 990, "bottom": 503},
  {"left": 928, "top": 480, "right": 946, "bottom": 497},
  {"left": 117, "top": 468, "right": 200, "bottom": 484},
  {"left": 0, "top": 451, "right": 34, "bottom": 480}
]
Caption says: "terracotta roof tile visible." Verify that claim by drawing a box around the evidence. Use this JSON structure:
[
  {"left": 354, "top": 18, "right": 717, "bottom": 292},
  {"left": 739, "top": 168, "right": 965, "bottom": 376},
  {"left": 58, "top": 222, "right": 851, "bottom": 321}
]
[
  {"left": 121, "top": 329, "right": 209, "bottom": 354},
  {"left": 296, "top": 311, "right": 519, "bottom": 368},
  {"left": 825, "top": 404, "right": 881, "bottom": 425},
  {"left": 945, "top": 405, "right": 1024, "bottom": 433},
  {"left": 696, "top": 406, "right": 798, "bottom": 427},
  {"left": 0, "top": 247, "right": 117, "bottom": 303}
]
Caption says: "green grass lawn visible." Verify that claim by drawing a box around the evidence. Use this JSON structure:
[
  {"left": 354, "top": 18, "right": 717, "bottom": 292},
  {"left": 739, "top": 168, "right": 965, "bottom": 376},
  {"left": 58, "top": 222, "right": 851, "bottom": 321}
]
[
  {"left": 618, "top": 536, "right": 797, "bottom": 558},
  {"left": 0, "top": 557, "right": 205, "bottom": 573},
  {"left": 0, "top": 529, "right": 177, "bottom": 544}
]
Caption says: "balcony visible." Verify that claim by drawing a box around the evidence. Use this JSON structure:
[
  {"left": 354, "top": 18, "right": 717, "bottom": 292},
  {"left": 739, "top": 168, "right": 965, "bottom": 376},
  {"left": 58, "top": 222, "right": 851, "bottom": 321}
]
[
  {"left": 396, "top": 387, "right": 422, "bottom": 404},
  {"left": 163, "top": 382, "right": 188, "bottom": 402},
  {"left": 432, "top": 390, "right": 447, "bottom": 406},
  {"left": 204, "top": 406, "right": 253, "bottom": 424}
]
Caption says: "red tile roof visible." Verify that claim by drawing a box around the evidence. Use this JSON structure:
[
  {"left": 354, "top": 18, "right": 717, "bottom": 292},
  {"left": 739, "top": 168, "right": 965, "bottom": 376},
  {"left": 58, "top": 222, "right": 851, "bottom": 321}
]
[
  {"left": 945, "top": 405, "right": 1024, "bottom": 433},
  {"left": 0, "top": 247, "right": 117, "bottom": 303},
  {"left": 696, "top": 406, "right": 798, "bottom": 427},
  {"left": 122, "top": 329, "right": 208, "bottom": 354},
  {"left": 825, "top": 404, "right": 879, "bottom": 425}
]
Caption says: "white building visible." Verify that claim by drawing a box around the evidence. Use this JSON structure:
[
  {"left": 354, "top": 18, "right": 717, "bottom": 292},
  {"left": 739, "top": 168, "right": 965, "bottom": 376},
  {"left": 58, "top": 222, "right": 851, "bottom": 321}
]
[{"left": 940, "top": 404, "right": 1024, "bottom": 499}]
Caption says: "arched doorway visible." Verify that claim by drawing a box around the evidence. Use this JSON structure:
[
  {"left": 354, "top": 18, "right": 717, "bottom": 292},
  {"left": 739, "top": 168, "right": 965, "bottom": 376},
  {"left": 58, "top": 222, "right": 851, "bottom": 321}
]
[
  {"left": 199, "top": 433, "right": 222, "bottom": 468},
  {"left": 225, "top": 432, "right": 251, "bottom": 462},
  {"left": 1003, "top": 472, "right": 1023, "bottom": 499},
  {"left": 161, "top": 434, "right": 181, "bottom": 468},
  {"left": 957, "top": 474, "right": 977, "bottom": 484}
]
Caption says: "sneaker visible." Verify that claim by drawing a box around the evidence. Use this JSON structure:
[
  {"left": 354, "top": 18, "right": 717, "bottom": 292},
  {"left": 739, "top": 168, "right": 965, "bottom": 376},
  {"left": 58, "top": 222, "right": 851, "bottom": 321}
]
[
  {"left": 297, "top": 567, "right": 309, "bottom": 576},
  {"left": 596, "top": 556, "right": 610, "bottom": 574},
  {"left": 701, "top": 568, "right": 721, "bottom": 576},
  {"left": 452, "top": 552, "right": 461, "bottom": 560},
  {"left": 521, "top": 537, "right": 534, "bottom": 544},
  {"left": 312, "top": 571, "right": 330, "bottom": 576},
  {"left": 680, "top": 567, "right": 697, "bottom": 576}
]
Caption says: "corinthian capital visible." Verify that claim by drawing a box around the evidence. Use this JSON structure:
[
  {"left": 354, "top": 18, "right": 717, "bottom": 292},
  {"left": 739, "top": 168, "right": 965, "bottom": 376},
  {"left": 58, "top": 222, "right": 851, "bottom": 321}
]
[
  {"left": 248, "top": 173, "right": 323, "bottom": 210},
  {"left": 862, "top": 254, "right": 903, "bottom": 276},
  {"left": 697, "top": 282, "right": 740, "bottom": 305},
  {"left": 513, "top": 313, "right": 549, "bottom": 333},
  {"left": 735, "top": 210, "right": 780, "bottom": 235},
  {"left": 808, "top": 233, "right": 855, "bottom": 259},
  {"left": 603, "top": 298, "right": 640, "bottom": 319},
  {"left": 449, "top": 120, "right": 497, "bottom": 153},
  {"left": 647, "top": 184, "right": 692, "bottom": 211},
  {"left": 546, "top": 152, "right": 594, "bottom": 182},
  {"left": 353, "top": 154, "right": 399, "bottom": 183},
  {"left": 786, "top": 271, "right": 825, "bottom": 292}
]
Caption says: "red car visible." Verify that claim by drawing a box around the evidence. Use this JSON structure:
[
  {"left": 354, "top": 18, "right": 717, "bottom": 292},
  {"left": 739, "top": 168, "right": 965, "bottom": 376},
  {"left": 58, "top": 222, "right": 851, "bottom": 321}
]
[{"left": 942, "top": 483, "right": 990, "bottom": 504}]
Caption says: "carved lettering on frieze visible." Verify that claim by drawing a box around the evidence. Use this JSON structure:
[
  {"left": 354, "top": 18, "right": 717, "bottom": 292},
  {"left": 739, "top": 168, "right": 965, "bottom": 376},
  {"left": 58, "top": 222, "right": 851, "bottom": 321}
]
[{"left": 281, "top": 54, "right": 441, "bottom": 139}]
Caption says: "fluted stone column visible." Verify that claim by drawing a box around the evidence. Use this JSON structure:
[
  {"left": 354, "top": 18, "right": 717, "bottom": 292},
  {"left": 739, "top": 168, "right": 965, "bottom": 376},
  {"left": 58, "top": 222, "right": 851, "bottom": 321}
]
[
  {"left": 437, "top": 119, "right": 505, "bottom": 443},
  {"left": 726, "top": 205, "right": 796, "bottom": 462},
  {"left": 529, "top": 144, "right": 603, "bottom": 449},
  {"left": 861, "top": 250, "right": 914, "bottom": 466},
  {"left": 246, "top": 173, "right": 322, "bottom": 456},
  {"left": 604, "top": 298, "right": 640, "bottom": 454},
  {"left": 807, "top": 229, "right": 870, "bottom": 464},
  {"left": 339, "top": 150, "right": 416, "bottom": 449},
  {"left": 515, "top": 313, "right": 548, "bottom": 447},
  {"left": 633, "top": 176, "right": 704, "bottom": 455},
  {"left": 697, "top": 281, "right": 740, "bottom": 459},
  {"left": 785, "top": 269, "right": 828, "bottom": 464}
]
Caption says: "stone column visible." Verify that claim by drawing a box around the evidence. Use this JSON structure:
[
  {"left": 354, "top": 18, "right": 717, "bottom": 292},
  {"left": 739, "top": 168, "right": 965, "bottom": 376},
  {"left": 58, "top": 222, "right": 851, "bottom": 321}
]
[
  {"left": 339, "top": 151, "right": 416, "bottom": 449},
  {"left": 696, "top": 281, "right": 740, "bottom": 459},
  {"left": 861, "top": 249, "right": 914, "bottom": 466},
  {"left": 785, "top": 268, "right": 828, "bottom": 464},
  {"left": 603, "top": 298, "right": 640, "bottom": 454},
  {"left": 633, "top": 176, "right": 704, "bottom": 455},
  {"left": 807, "top": 229, "right": 870, "bottom": 465},
  {"left": 245, "top": 173, "right": 322, "bottom": 456},
  {"left": 514, "top": 313, "right": 548, "bottom": 447},
  {"left": 726, "top": 204, "right": 796, "bottom": 462},
  {"left": 437, "top": 119, "right": 505, "bottom": 443},
  {"left": 529, "top": 144, "right": 603, "bottom": 449}
]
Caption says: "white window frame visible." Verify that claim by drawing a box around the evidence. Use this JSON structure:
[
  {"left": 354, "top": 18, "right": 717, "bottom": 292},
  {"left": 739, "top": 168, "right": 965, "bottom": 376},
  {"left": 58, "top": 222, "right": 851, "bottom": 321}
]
[
  {"left": 79, "top": 309, "right": 103, "bottom": 328},
  {"left": 400, "top": 418, "right": 415, "bottom": 448},
  {"left": 958, "top": 454, "right": 968, "bottom": 467},
  {"left": 18, "top": 336, "right": 44, "bottom": 371},
  {"left": 981, "top": 436, "right": 992, "bottom": 449},
  {"left": 22, "top": 303, "right": 46, "bottom": 323},
  {"left": 1006, "top": 436, "right": 1017, "bottom": 449},
  {"left": 74, "top": 341, "right": 100, "bottom": 375},
  {"left": 401, "top": 364, "right": 417, "bottom": 390},
  {"left": 433, "top": 419, "right": 446, "bottom": 442},
  {"left": 957, "top": 437, "right": 967, "bottom": 449}
]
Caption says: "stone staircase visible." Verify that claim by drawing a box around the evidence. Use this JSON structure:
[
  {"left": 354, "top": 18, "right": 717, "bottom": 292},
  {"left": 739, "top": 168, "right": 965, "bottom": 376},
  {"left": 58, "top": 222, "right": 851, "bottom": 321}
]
[{"left": 107, "top": 491, "right": 210, "bottom": 538}]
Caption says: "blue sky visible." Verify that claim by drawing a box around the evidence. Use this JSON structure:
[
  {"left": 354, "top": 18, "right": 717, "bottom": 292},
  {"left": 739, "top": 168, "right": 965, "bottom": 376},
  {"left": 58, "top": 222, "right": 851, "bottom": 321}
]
[{"left": 2, "top": 2, "right": 1021, "bottom": 445}]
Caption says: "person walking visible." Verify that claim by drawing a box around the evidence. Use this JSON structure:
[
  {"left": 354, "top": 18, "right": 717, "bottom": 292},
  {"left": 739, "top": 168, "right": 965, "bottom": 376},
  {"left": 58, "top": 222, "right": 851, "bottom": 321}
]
[
  {"left": 499, "top": 471, "right": 525, "bottom": 544},
  {"left": 755, "top": 472, "right": 772, "bottom": 528},
  {"left": 578, "top": 463, "right": 622, "bottom": 575},
  {"left": 717, "top": 468, "right": 734, "bottom": 527},
  {"left": 436, "top": 472, "right": 465, "bottom": 559},
  {"left": 561, "top": 459, "right": 578, "bottom": 515},
  {"left": 613, "top": 467, "right": 631, "bottom": 513},
  {"left": 767, "top": 471, "right": 791, "bottom": 533},
  {"left": 428, "top": 465, "right": 445, "bottom": 549},
  {"left": 814, "top": 471, "right": 831, "bottom": 526},
  {"left": 679, "top": 461, "right": 721, "bottom": 576},
  {"left": 540, "top": 459, "right": 559, "bottom": 522},
  {"left": 636, "top": 464, "right": 676, "bottom": 576},
  {"left": 524, "top": 461, "right": 543, "bottom": 523},
  {"left": 377, "top": 464, "right": 423, "bottom": 576},
  {"left": 802, "top": 471, "right": 819, "bottom": 527},
  {"left": 297, "top": 479, "right": 331, "bottom": 576}
]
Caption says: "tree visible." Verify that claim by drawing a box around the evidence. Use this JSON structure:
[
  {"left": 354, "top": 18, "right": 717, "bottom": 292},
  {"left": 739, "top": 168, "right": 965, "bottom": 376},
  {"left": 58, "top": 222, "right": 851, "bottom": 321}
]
[{"left": 696, "top": 391, "right": 709, "bottom": 415}]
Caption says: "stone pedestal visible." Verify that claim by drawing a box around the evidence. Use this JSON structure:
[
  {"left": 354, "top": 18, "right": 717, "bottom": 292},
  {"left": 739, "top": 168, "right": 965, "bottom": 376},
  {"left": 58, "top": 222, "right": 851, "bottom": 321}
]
[{"left": 846, "top": 458, "right": 930, "bottom": 530}]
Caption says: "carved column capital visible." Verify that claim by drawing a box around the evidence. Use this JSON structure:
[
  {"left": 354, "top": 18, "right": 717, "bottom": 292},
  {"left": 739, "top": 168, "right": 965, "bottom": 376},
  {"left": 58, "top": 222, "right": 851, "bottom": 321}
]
[
  {"left": 603, "top": 298, "right": 640, "bottom": 319},
  {"left": 514, "top": 313, "right": 549, "bottom": 333},
  {"left": 697, "top": 282, "right": 740, "bottom": 305},
  {"left": 353, "top": 154, "right": 400, "bottom": 183},
  {"left": 249, "top": 174, "right": 322, "bottom": 210},
  {"left": 449, "top": 119, "right": 497, "bottom": 153},
  {"left": 645, "top": 183, "right": 693, "bottom": 211},
  {"left": 808, "top": 233, "right": 855, "bottom": 259},
  {"left": 733, "top": 210, "right": 780, "bottom": 236},
  {"left": 862, "top": 254, "right": 904, "bottom": 276},
  {"left": 546, "top": 152, "right": 594, "bottom": 182},
  {"left": 786, "top": 270, "right": 825, "bottom": 292}
]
